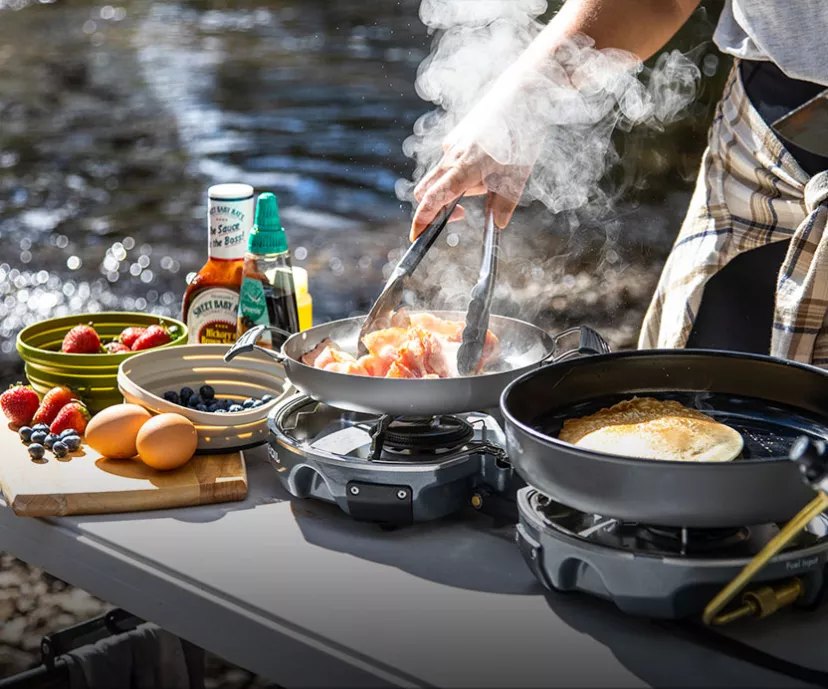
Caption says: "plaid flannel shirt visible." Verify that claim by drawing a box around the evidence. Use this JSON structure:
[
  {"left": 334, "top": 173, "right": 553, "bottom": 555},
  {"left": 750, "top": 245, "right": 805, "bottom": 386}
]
[{"left": 639, "top": 61, "right": 828, "bottom": 366}]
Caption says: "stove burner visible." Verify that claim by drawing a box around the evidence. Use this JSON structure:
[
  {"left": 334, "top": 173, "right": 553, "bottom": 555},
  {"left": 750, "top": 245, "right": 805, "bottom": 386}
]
[
  {"left": 533, "top": 493, "right": 822, "bottom": 558},
  {"left": 369, "top": 414, "right": 475, "bottom": 459},
  {"left": 378, "top": 416, "right": 475, "bottom": 453},
  {"left": 638, "top": 526, "right": 750, "bottom": 555}
]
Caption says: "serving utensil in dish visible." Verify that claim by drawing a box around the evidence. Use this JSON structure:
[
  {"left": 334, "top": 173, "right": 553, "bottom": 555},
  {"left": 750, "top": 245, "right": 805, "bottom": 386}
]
[
  {"left": 500, "top": 328, "right": 828, "bottom": 528},
  {"left": 457, "top": 196, "right": 500, "bottom": 376},
  {"left": 356, "top": 196, "right": 463, "bottom": 355}
]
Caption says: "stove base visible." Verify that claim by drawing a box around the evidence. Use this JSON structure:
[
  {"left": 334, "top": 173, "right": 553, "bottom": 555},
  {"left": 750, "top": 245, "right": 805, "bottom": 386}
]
[
  {"left": 516, "top": 488, "right": 828, "bottom": 620},
  {"left": 268, "top": 442, "right": 520, "bottom": 524},
  {"left": 267, "top": 397, "right": 521, "bottom": 525}
]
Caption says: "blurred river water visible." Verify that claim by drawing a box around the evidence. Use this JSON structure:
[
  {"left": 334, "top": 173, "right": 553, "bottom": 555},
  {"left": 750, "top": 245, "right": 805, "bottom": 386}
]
[{"left": 0, "top": 0, "right": 727, "bottom": 382}]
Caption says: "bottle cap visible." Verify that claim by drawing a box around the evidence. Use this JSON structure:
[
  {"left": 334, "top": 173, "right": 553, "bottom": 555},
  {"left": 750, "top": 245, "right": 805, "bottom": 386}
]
[
  {"left": 208, "top": 183, "right": 254, "bottom": 201},
  {"left": 248, "top": 193, "right": 288, "bottom": 254}
]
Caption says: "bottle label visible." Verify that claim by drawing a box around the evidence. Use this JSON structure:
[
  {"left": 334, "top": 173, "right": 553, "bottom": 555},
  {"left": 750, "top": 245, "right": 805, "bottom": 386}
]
[
  {"left": 238, "top": 277, "right": 273, "bottom": 346},
  {"left": 208, "top": 194, "right": 254, "bottom": 261},
  {"left": 186, "top": 288, "right": 240, "bottom": 344}
]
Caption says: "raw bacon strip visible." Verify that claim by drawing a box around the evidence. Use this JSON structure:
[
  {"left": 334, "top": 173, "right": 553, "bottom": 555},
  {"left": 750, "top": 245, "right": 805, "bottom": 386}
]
[
  {"left": 314, "top": 346, "right": 355, "bottom": 369},
  {"left": 362, "top": 327, "right": 410, "bottom": 365},
  {"left": 410, "top": 313, "right": 463, "bottom": 340},
  {"left": 418, "top": 328, "right": 450, "bottom": 378},
  {"left": 357, "top": 354, "right": 390, "bottom": 377},
  {"left": 301, "top": 338, "right": 340, "bottom": 366},
  {"left": 386, "top": 361, "right": 417, "bottom": 378},
  {"left": 323, "top": 360, "right": 369, "bottom": 375},
  {"left": 303, "top": 313, "right": 499, "bottom": 378}
]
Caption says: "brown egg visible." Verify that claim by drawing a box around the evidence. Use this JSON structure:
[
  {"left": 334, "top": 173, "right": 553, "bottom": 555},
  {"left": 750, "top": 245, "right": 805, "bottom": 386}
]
[
  {"left": 85, "top": 404, "right": 152, "bottom": 459},
  {"left": 136, "top": 413, "right": 198, "bottom": 471}
]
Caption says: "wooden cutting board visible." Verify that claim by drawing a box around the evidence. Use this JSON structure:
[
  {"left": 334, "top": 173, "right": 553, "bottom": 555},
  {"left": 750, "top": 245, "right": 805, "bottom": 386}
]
[{"left": 0, "top": 423, "right": 248, "bottom": 517}]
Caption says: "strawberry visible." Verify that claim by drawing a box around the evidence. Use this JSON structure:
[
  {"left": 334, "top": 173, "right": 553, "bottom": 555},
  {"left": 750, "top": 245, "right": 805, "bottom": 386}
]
[
  {"left": 62, "top": 324, "right": 101, "bottom": 354},
  {"left": 0, "top": 384, "right": 40, "bottom": 427},
  {"left": 131, "top": 324, "right": 171, "bottom": 351},
  {"left": 50, "top": 401, "right": 91, "bottom": 436},
  {"left": 32, "top": 386, "right": 75, "bottom": 427},
  {"left": 118, "top": 327, "right": 146, "bottom": 349},
  {"left": 104, "top": 342, "right": 131, "bottom": 354}
]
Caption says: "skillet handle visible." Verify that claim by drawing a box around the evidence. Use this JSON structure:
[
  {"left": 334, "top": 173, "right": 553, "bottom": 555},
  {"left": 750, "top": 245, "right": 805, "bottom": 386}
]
[
  {"left": 224, "top": 325, "right": 291, "bottom": 364},
  {"left": 542, "top": 326, "right": 610, "bottom": 364}
]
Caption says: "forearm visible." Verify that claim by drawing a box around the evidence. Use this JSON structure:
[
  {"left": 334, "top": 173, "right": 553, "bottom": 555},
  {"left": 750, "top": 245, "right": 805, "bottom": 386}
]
[{"left": 522, "top": 0, "right": 701, "bottom": 68}]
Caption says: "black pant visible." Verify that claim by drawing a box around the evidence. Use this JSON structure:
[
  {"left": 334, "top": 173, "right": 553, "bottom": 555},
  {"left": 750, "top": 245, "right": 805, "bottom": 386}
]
[{"left": 685, "top": 61, "right": 828, "bottom": 354}]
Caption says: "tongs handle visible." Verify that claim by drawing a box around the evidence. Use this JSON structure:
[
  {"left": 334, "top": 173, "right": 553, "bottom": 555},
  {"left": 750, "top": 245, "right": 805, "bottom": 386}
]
[
  {"left": 393, "top": 195, "right": 463, "bottom": 281},
  {"left": 457, "top": 193, "right": 501, "bottom": 376}
]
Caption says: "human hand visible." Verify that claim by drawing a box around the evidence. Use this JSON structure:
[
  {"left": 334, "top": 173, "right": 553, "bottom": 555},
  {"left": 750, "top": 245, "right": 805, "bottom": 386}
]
[
  {"left": 408, "top": 67, "right": 545, "bottom": 242},
  {"left": 409, "top": 138, "right": 533, "bottom": 242}
]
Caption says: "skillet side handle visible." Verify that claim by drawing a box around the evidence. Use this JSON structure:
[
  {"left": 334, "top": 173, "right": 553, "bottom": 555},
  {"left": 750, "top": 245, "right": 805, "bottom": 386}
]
[
  {"left": 224, "top": 325, "right": 291, "bottom": 364},
  {"left": 543, "top": 326, "right": 611, "bottom": 364}
]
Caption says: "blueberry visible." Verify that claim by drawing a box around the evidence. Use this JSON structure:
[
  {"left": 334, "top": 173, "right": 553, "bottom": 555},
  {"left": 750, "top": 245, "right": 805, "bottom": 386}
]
[
  {"left": 44, "top": 434, "right": 60, "bottom": 450},
  {"left": 188, "top": 394, "right": 203, "bottom": 408},
  {"left": 199, "top": 385, "right": 215, "bottom": 400},
  {"left": 18, "top": 426, "right": 33, "bottom": 443},
  {"left": 207, "top": 403, "right": 219, "bottom": 413},
  {"left": 261, "top": 394, "right": 274, "bottom": 403},
  {"left": 163, "top": 391, "right": 180, "bottom": 405},
  {"left": 196, "top": 404, "right": 208, "bottom": 412},
  {"left": 28, "top": 443, "right": 45, "bottom": 460},
  {"left": 180, "top": 387, "right": 194, "bottom": 403},
  {"left": 52, "top": 441, "right": 68, "bottom": 458},
  {"left": 251, "top": 400, "right": 264, "bottom": 408},
  {"left": 228, "top": 404, "right": 243, "bottom": 413},
  {"left": 59, "top": 429, "right": 77, "bottom": 439},
  {"left": 62, "top": 435, "right": 81, "bottom": 452},
  {"left": 31, "top": 430, "right": 47, "bottom": 445},
  {"left": 242, "top": 398, "right": 256, "bottom": 409},
  {"left": 32, "top": 424, "right": 49, "bottom": 433}
]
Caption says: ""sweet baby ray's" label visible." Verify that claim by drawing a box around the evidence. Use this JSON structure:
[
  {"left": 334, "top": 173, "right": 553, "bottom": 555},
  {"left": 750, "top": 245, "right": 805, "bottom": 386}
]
[{"left": 186, "top": 287, "right": 239, "bottom": 344}]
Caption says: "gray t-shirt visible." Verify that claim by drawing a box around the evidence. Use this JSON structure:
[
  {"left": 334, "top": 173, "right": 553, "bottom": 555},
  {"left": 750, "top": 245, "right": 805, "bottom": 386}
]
[{"left": 714, "top": 0, "right": 828, "bottom": 86}]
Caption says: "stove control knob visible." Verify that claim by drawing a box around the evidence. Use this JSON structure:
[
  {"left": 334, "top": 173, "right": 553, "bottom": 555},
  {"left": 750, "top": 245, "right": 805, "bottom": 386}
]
[
  {"left": 790, "top": 436, "right": 828, "bottom": 484},
  {"left": 471, "top": 487, "right": 492, "bottom": 510}
]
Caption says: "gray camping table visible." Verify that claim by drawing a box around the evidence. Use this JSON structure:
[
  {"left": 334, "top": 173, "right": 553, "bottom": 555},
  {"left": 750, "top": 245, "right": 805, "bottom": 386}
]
[{"left": 0, "top": 445, "right": 825, "bottom": 688}]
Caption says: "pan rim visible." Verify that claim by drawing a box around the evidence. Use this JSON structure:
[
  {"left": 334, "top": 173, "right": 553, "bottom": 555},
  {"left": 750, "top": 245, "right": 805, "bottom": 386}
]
[
  {"left": 499, "top": 347, "right": 828, "bottom": 468},
  {"left": 281, "top": 310, "right": 556, "bottom": 381}
]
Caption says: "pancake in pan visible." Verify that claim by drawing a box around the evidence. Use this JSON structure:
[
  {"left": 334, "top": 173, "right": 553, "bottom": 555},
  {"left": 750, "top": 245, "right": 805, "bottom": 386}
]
[{"left": 558, "top": 396, "right": 744, "bottom": 462}]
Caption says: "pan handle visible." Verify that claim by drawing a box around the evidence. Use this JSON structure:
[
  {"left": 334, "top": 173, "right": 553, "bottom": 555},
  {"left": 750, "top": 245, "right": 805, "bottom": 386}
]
[
  {"left": 224, "top": 325, "right": 291, "bottom": 364},
  {"left": 542, "top": 326, "right": 611, "bottom": 364}
]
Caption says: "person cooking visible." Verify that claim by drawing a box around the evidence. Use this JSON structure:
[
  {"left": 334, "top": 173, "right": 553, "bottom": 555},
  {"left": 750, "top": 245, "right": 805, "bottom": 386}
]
[{"left": 410, "top": 0, "right": 828, "bottom": 366}]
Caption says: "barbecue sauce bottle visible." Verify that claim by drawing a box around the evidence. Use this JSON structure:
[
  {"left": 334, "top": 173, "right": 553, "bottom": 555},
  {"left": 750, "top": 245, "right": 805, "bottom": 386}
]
[
  {"left": 182, "top": 184, "right": 255, "bottom": 344},
  {"left": 236, "top": 192, "right": 300, "bottom": 348}
]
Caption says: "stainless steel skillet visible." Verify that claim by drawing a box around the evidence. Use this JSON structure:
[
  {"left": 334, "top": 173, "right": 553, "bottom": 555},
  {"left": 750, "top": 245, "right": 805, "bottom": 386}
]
[{"left": 224, "top": 313, "right": 609, "bottom": 416}]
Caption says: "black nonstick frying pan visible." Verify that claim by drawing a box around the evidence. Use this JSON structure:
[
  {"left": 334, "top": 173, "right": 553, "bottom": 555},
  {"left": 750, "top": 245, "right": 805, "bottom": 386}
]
[{"left": 500, "top": 327, "right": 828, "bottom": 528}]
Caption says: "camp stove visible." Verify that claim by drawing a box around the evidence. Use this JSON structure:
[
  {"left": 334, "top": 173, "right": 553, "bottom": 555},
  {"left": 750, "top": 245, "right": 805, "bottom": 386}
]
[
  {"left": 266, "top": 394, "right": 521, "bottom": 525},
  {"left": 515, "top": 438, "right": 828, "bottom": 625},
  {"left": 516, "top": 488, "right": 828, "bottom": 622}
]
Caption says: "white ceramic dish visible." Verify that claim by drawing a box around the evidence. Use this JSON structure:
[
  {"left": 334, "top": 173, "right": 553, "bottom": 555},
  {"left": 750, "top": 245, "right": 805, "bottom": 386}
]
[{"left": 117, "top": 344, "right": 293, "bottom": 452}]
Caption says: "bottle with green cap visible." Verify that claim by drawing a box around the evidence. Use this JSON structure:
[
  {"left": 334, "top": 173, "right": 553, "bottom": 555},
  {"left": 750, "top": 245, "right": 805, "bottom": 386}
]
[{"left": 236, "top": 192, "right": 300, "bottom": 346}]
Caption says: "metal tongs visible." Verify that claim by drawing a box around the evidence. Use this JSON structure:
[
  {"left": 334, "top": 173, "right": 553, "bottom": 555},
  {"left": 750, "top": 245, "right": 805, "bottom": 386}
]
[
  {"left": 457, "top": 193, "right": 500, "bottom": 376},
  {"left": 357, "top": 194, "right": 463, "bottom": 356}
]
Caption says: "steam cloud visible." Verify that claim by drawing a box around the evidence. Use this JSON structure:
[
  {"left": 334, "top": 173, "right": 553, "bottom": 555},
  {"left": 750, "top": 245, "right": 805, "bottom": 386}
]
[{"left": 395, "top": 0, "right": 701, "bottom": 218}]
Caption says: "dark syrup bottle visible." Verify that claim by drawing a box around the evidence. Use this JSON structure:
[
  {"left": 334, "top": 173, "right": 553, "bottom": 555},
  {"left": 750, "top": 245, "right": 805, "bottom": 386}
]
[{"left": 236, "top": 192, "right": 300, "bottom": 347}]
